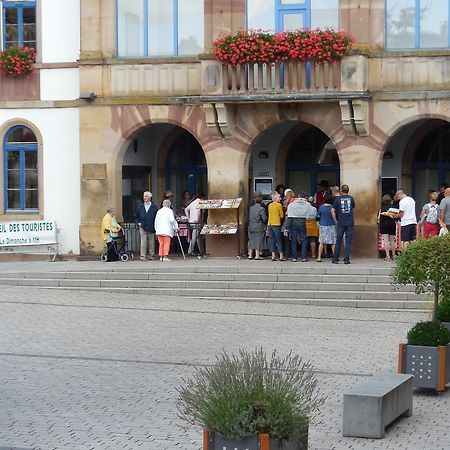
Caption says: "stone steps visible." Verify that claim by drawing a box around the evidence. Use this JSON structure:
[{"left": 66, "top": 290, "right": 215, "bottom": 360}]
[{"left": 0, "top": 261, "right": 430, "bottom": 310}]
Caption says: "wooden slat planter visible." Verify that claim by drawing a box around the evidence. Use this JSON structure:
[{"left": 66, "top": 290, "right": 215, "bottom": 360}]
[
  {"left": 398, "top": 343, "right": 450, "bottom": 392},
  {"left": 203, "top": 430, "right": 308, "bottom": 450},
  {"left": 221, "top": 61, "right": 340, "bottom": 94}
]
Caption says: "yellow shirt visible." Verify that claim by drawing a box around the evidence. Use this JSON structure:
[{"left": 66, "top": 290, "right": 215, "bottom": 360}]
[
  {"left": 101, "top": 213, "right": 121, "bottom": 241},
  {"left": 268, "top": 202, "right": 284, "bottom": 226}
]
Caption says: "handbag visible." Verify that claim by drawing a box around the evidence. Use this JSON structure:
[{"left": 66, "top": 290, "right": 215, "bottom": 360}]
[{"left": 439, "top": 227, "right": 448, "bottom": 237}]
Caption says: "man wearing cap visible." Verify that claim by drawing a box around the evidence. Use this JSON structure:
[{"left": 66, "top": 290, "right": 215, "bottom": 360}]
[
  {"left": 134, "top": 191, "right": 158, "bottom": 260},
  {"left": 161, "top": 190, "right": 174, "bottom": 208},
  {"left": 314, "top": 180, "right": 329, "bottom": 208},
  {"left": 286, "top": 192, "right": 317, "bottom": 262}
]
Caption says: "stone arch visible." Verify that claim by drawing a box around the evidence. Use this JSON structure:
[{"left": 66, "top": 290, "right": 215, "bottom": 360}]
[
  {"left": 383, "top": 112, "right": 450, "bottom": 148},
  {"left": 105, "top": 105, "right": 211, "bottom": 217}
]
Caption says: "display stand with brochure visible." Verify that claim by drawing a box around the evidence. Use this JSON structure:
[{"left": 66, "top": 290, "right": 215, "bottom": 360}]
[{"left": 198, "top": 198, "right": 242, "bottom": 256}]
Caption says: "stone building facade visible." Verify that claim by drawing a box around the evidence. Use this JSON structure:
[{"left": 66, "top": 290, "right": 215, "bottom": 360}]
[{"left": 1, "top": 0, "right": 450, "bottom": 256}]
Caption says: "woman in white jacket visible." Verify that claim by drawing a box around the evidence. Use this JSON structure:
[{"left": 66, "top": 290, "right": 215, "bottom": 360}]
[{"left": 155, "top": 199, "right": 179, "bottom": 261}]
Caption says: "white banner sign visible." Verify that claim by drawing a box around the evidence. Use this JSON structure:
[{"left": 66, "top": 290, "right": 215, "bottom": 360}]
[{"left": 0, "top": 220, "right": 57, "bottom": 247}]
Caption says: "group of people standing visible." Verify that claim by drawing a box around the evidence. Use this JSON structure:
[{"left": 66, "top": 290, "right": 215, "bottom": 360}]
[
  {"left": 377, "top": 183, "right": 450, "bottom": 260},
  {"left": 102, "top": 189, "right": 206, "bottom": 262},
  {"left": 247, "top": 182, "right": 356, "bottom": 264}
]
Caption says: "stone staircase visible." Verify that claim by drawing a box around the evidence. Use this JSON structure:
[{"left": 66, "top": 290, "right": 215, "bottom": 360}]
[{"left": 0, "top": 260, "right": 431, "bottom": 310}]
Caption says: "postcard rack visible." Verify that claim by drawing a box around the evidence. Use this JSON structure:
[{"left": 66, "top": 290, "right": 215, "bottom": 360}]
[{"left": 198, "top": 198, "right": 242, "bottom": 256}]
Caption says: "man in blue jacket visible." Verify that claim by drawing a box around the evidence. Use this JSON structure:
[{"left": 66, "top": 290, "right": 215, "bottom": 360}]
[{"left": 134, "top": 191, "right": 158, "bottom": 260}]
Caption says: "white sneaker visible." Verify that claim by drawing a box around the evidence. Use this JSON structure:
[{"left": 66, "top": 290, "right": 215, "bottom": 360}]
[{"left": 162, "top": 257, "right": 171, "bottom": 261}]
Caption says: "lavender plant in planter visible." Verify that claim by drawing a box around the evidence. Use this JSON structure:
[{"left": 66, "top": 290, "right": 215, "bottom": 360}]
[
  {"left": 394, "top": 234, "right": 450, "bottom": 392},
  {"left": 177, "top": 348, "right": 324, "bottom": 450}
]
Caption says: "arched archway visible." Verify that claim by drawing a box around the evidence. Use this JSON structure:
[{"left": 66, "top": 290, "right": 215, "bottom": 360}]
[
  {"left": 382, "top": 118, "right": 450, "bottom": 210},
  {"left": 286, "top": 127, "right": 339, "bottom": 194},
  {"left": 120, "top": 123, "right": 207, "bottom": 221},
  {"left": 165, "top": 129, "right": 207, "bottom": 207},
  {"left": 248, "top": 121, "right": 339, "bottom": 198}
]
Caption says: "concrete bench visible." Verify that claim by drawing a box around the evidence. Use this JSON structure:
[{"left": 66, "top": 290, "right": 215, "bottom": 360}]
[{"left": 343, "top": 373, "right": 413, "bottom": 438}]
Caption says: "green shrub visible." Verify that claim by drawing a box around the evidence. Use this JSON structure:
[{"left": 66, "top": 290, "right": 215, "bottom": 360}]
[
  {"left": 393, "top": 234, "right": 450, "bottom": 322},
  {"left": 407, "top": 321, "right": 450, "bottom": 347},
  {"left": 177, "top": 348, "right": 324, "bottom": 441},
  {"left": 437, "top": 297, "right": 450, "bottom": 322}
]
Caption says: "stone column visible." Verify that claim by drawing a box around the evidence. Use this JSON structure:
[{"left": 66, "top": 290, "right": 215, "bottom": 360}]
[
  {"left": 338, "top": 143, "right": 383, "bottom": 257},
  {"left": 204, "top": 142, "right": 250, "bottom": 256},
  {"left": 340, "top": 0, "right": 384, "bottom": 50},
  {"left": 79, "top": 0, "right": 114, "bottom": 99},
  {"left": 205, "top": 0, "right": 245, "bottom": 52}
]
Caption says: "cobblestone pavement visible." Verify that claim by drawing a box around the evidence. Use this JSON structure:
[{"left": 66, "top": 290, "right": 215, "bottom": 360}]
[{"left": 0, "top": 262, "right": 449, "bottom": 450}]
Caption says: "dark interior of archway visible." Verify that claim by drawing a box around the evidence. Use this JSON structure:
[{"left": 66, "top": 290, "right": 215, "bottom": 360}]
[
  {"left": 412, "top": 122, "right": 450, "bottom": 209},
  {"left": 286, "top": 127, "right": 339, "bottom": 195},
  {"left": 166, "top": 129, "right": 207, "bottom": 213}
]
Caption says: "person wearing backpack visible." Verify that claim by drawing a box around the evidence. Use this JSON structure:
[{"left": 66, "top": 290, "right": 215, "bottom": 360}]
[{"left": 420, "top": 191, "right": 440, "bottom": 238}]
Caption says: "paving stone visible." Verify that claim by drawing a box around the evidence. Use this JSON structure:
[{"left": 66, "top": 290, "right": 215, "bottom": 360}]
[{"left": 0, "top": 259, "right": 446, "bottom": 450}]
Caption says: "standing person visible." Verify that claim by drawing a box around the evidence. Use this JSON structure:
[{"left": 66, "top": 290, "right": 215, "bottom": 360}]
[
  {"left": 286, "top": 192, "right": 317, "bottom": 262},
  {"left": 282, "top": 188, "right": 295, "bottom": 258},
  {"left": 314, "top": 180, "right": 329, "bottom": 208},
  {"left": 437, "top": 183, "right": 449, "bottom": 205},
  {"left": 185, "top": 192, "right": 206, "bottom": 257},
  {"left": 378, "top": 194, "right": 397, "bottom": 259},
  {"left": 267, "top": 193, "right": 285, "bottom": 261},
  {"left": 155, "top": 199, "right": 179, "bottom": 261},
  {"left": 392, "top": 189, "right": 417, "bottom": 249},
  {"left": 317, "top": 194, "right": 336, "bottom": 262},
  {"left": 420, "top": 191, "right": 440, "bottom": 238},
  {"left": 331, "top": 186, "right": 340, "bottom": 198},
  {"left": 160, "top": 190, "right": 174, "bottom": 208},
  {"left": 306, "top": 197, "right": 319, "bottom": 259},
  {"left": 439, "top": 187, "right": 450, "bottom": 232},
  {"left": 331, "top": 185, "right": 355, "bottom": 264},
  {"left": 134, "top": 191, "right": 158, "bottom": 261},
  {"left": 181, "top": 190, "right": 192, "bottom": 210},
  {"left": 101, "top": 206, "right": 122, "bottom": 262},
  {"left": 247, "top": 192, "right": 267, "bottom": 260}
]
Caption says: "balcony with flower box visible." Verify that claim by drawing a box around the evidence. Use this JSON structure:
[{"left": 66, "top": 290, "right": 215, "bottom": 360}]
[{"left": 0, "top": 46, "right": 39, "bottom": 101}]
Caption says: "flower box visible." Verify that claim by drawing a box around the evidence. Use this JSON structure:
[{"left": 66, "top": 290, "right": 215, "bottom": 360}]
[{"left": 203, "top": 431, "right": 308, "bottom": 450}]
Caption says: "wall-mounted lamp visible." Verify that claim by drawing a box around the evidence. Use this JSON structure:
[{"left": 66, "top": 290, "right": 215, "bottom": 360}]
[
  {"left": 258, "top": 151, "right": 269, "bottom": 160},
  {"left": 383, "top": 151, "right": 394, "bottom": 160},
  {"left": 79, "top": 92, "right": 97, "bottom": 101}
]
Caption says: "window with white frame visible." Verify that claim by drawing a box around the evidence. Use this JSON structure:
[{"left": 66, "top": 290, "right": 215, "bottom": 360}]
[
  {"left": 1, "top": 0, "right": 36, "bottom": 49},
  {"left": 117, "top": 0, "right": 204, "bottom": 57},
  {"left": 3, "top": 126, "right": 38, "bottom": 212},
  {"left": 246, "top": 0, "right": 339, "bottom": 32},
  {"left": 386, "top": 0, "right": 449, "bottom": 49}
]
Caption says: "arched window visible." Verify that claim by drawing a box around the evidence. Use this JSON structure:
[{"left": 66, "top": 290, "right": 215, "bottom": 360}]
[{"left": 3, "top": 125, "right": 38, "bottom": 211}]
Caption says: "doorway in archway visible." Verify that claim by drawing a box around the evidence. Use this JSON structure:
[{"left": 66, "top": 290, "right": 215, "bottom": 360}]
[
  {"left": 286, "top": 127, "right": 339, "bottom": 195},
  {"left": 121, "top": 124, "right": 207, "bottom": 221}
]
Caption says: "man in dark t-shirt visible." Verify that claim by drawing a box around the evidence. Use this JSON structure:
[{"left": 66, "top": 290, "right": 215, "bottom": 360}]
[{"left": 331, "top": 184, "right": 355, "bottom": 264}]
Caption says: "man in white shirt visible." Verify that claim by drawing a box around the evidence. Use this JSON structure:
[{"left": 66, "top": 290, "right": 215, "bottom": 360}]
[
  {"left": 185, "top": 192, "right": 206, "bottom": 257},
  {"left": 393, "top": 189, "right": 417, "bottom": 249}
]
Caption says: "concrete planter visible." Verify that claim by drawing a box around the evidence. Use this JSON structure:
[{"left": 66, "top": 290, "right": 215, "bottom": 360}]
[
  {"left": 203, "top": 430, "right": 308, "bottom": 450},
  {"left": 398, "top": 343, "right": 450, "bottom": 392}
]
